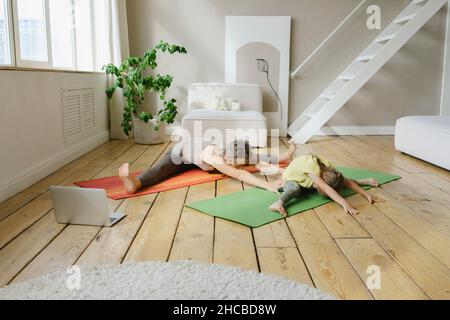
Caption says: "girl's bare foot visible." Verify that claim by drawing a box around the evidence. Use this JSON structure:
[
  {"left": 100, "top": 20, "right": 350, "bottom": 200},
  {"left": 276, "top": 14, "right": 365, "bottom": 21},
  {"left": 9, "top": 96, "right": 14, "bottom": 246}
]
[
  {"left": 269, "top": 200, "right": 288, "bottom": 218},
  {"left": 119, "top": 163, "right": 142, "bottom": 194},
  {"left": 280, "top": 141, "right": 297, "bottom": 163}
]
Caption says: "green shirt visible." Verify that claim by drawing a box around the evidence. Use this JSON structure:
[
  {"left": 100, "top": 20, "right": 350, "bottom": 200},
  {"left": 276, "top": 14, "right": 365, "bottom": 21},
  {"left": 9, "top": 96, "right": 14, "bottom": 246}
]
[{"left": 282, "top": 154, "right": 334, "bottom": 188}]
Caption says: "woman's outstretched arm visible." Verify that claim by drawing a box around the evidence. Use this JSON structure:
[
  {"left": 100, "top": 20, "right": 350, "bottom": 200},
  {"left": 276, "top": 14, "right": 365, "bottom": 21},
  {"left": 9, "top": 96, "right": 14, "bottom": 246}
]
[
  {"left": 215, "top": 163, "right": 279, "bottom": 192},
  {"left": 203, "top": 153, "right": 279, "bottom": 192}
]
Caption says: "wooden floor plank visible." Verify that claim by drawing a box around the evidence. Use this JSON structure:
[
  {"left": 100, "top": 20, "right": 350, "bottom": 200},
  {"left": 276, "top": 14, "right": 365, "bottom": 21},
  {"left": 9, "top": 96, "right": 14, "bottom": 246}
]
[
  {"left": 92, "top": 144, "right": 149, "bottom": 179},
  {"left": 252, "top": 140, "right": 314, "bottom": 284},
  {"left": 168, "top": 182, "right": 216, "bottom": 263},
  {"left": 4, "top": 141, "right": 161, "bottom": 283},
  {"left": 58, "top": 140, "right": 138, "bottom": 186},
  {"left": 257, "top": 248, "right": 314, "bottom": 286},
  {"left": 311, "top": 136, "right": 450, "bottom": 297},
  {"left": 350, "top": 194, "right": 450, "bottom": 299},
  {"left": 287, "top": 211, "right": 372, "bottom": 300},
  {"left": 336, "top": 238, "right": 429, "bottom": 300},
  {"left": 0, "top": 141, "right": 142, "bottom": 286},
  {"left": 413, "top": 173, "right": 450, "bottom": 194},
  {"left": 0, "top": 193, "right": 53, "bottom": 250},
  {"left": 123, "top": 187, "right": 189, "bottom": 262},
  {"left": 75, "top": 194, "right": 156, "bottom": 268},
  {"left": 214, "top": 178, "right": 259, "bottom": 272},
  {"left": 402, "top": 200, "right": 450, "bottom": 238},
  {"left": 0, "top": 193, "right": 40, "bottom": 222},
  {"left": 11, "top": 224, "right": 101, "bottom": 284},
  {"left": 356, "top": 136, "right": 450, "bottom": 181},
  {"left": 22, "top": 140, "right": 123, "bottom": 194},
  {"left": 0, "top": 140, "right": 134, "bottom": 249},
  {"left": 372, "top": 189, "right": 450, "bottom": 269},
  {"left": 314, "top": 202, "right": 371, "bottom": 239},
  {"left": 75, "top": 143, "right": 173, "bottom": 267},
  {"left": 9, "top": 198, "right": 122, "bottom": 285},
  {"left": 337, "top": 137, "right": 450, "bottom": 206},
  {"left": 253, "top": 221, "right": 298, "bottom": 248},
  {"left": 0, "top": 213, "right": 65, "bottom": 287},
  {"left": 1, "top": 136, "right": 448, "bottom": 300}
]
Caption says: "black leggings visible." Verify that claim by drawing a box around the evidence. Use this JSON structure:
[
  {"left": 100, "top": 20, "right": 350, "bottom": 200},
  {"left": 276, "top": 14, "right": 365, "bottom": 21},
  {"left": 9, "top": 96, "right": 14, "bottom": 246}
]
[{"left": 137, "top": 149, "right": 196, "bottom": 189}]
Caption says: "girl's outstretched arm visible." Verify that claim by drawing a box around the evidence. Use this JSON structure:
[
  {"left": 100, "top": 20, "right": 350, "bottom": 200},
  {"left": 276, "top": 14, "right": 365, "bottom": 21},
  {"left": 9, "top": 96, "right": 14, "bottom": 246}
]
[
  {"left": 308, "top": 174, "right": 359, "bottom": 215},
  {"left": 344, "top": 179, "right": 384, "bottom": 204}
]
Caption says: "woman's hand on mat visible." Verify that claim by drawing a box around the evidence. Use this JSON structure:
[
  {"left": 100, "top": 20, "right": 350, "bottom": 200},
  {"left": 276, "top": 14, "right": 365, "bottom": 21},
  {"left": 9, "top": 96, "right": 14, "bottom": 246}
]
[
  {"left": 266, "top": 184, "right": 280, "bottom": 193},
  {"left": 343, "top": 202, "right": 359, "bottom": 216},
  {"left": 266, "top": 180, "right": 283, "bottom": 193}
]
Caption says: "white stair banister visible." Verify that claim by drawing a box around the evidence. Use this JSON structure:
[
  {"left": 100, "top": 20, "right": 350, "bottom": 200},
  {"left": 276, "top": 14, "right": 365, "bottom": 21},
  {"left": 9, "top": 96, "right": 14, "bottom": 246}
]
[
  {"left": 289, "top": 0, "right": 448, "bottom": 144},
  {"left": 291, "top": 0, "right": 368, "bottom": 78}
]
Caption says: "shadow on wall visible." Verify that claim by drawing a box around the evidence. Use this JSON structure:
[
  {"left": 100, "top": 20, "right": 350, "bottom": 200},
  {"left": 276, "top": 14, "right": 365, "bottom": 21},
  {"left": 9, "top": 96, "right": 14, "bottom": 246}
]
[
  {"left": 236, "top": 42, "right": 280, "bottom": 113},
  {"left": 144, "top": 0, "right": 225, "bottom": 120}
]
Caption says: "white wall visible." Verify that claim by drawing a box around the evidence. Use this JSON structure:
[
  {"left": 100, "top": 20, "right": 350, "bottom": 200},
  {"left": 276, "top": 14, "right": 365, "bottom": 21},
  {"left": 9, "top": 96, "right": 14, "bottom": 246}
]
[
  {"left": 0, "top": 70, "right": 110, "bottom": 202},
  {"left": 126, "top": 0, "right": 447, "bottom": 131}
]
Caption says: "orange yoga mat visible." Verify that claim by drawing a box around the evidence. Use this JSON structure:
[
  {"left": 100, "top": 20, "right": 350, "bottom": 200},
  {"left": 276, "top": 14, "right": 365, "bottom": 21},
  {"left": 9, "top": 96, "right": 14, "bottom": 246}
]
[{"left": 74, "top": 165, "right": 286, "bottom": 200}]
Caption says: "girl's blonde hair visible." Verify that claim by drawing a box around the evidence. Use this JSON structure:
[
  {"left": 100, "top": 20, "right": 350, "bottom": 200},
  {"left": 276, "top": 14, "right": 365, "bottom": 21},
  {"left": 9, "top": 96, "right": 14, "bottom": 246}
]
[{"left": 317, "top": 158, "right": 345, "bottom": 195}]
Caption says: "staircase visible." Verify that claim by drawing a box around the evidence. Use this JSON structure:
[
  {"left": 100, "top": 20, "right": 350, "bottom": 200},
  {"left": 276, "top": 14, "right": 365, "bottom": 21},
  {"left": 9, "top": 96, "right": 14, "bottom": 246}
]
[{"left": 288, "top": 0, "right": 448, "bottom": 144}]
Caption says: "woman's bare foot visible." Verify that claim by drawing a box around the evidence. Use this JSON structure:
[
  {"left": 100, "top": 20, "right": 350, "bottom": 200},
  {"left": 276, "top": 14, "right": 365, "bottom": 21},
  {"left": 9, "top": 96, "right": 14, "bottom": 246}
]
[
  {"left": 357, "top": 178, "right": 380, "bottom": 188},
  {"left": 119, "top": 163, "right": 142, "bottom": 194},
  {"left": 367, "top": 178, "right": 380, "bottom": 187},
  {"left": 269, "top": 200, "right": 288, "bottom": 218}
]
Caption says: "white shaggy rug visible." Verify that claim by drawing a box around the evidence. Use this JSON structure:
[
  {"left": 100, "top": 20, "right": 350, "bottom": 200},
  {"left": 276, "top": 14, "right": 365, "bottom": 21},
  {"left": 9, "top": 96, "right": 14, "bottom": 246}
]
[{"left": 0, "top": 261, "right": 334, "bottom": 300}]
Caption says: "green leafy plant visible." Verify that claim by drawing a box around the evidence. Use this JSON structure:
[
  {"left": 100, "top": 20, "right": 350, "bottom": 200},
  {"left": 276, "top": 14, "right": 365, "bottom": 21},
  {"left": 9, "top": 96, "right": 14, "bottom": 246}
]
[{"left": 104, "top": 41, "right": 187, "bottom": 136}]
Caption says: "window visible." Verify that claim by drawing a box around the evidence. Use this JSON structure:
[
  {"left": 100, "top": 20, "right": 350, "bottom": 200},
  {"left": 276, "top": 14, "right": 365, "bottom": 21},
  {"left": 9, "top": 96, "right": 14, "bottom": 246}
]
[
  {"left": 14, "top": 0, "right": 51, "bottom": 66},
  {"left": 49, "top": 0, "right": 75, "bottom": 69},
  {"left": 3, "top": 0, "right": 111, "bottom": 71},
  {"left": 0, "top": 0, "right": 13, "bottom": 65}
]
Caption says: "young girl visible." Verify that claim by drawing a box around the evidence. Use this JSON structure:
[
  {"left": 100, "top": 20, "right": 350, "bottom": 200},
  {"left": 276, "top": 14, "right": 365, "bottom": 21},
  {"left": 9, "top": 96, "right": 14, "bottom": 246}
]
[{"left": 269, "top": 154, "right": 382, "bottom": 217}]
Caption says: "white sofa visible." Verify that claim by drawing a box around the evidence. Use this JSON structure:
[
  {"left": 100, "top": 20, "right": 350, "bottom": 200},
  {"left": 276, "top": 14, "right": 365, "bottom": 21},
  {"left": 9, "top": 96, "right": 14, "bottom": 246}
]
[
  {"left": 395, "top": 116, "right": 450, "bottom": 170},
  {"left": 182, "top": 83, "right": 268, "bottom": 148}
]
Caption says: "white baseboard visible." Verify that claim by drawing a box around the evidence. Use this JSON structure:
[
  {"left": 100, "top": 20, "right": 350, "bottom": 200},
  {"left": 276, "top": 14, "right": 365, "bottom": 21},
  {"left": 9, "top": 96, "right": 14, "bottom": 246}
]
[
  {"left": 316, "top": 126, "right": 395, "bottom": 136},
  {"left": 0, "top": 131, "right": 110, "bottom": 203},
  {"left": 168, "top": 125, "right": 394, "bottom": 139}
]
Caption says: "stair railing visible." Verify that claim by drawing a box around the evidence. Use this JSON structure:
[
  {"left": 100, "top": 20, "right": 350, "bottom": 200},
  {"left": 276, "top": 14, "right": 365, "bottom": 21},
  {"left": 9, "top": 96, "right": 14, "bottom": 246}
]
[{"left": 291, "top": 0, "right": 369, "bottom": 78}]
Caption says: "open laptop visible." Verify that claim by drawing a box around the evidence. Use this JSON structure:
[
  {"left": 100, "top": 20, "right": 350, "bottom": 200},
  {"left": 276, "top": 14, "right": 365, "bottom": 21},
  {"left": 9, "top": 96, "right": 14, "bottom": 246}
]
[{"left": 50, "top": 186, "right": 126, "bottom": 227}]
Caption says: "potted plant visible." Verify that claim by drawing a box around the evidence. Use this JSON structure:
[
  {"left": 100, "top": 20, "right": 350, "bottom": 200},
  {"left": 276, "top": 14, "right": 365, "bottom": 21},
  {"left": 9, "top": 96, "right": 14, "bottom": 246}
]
[{"left": 104, "top": 41, "right": 187, "bottom": 145}]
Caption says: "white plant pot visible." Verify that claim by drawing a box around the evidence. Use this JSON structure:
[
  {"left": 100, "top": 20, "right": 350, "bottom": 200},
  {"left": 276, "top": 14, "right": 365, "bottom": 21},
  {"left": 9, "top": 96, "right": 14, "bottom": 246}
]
[{"left": 133, "top": 118, "right": 166, "bottom": 145}]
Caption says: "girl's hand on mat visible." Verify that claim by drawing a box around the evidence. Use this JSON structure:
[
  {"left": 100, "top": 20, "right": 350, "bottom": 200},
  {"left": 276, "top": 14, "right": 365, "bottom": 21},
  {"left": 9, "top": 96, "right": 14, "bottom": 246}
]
[{"left": 343, "top": 202, "right": 359, "bottom": 216}]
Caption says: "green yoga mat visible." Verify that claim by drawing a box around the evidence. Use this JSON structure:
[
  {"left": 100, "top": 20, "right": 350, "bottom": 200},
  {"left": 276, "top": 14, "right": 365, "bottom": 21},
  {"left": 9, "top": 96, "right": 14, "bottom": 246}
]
[{"left": 186, "top": 167, "right": 401, "bottom": 228}]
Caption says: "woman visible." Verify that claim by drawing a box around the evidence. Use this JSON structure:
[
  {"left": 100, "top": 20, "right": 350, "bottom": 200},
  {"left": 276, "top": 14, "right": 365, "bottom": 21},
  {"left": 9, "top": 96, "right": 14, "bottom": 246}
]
[{"left": 118, "top": 140, "right": 297, "bottom": 195}]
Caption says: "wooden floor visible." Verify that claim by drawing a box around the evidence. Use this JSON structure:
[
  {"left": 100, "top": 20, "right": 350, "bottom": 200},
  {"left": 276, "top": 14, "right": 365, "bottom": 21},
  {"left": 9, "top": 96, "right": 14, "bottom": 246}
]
[{"left": 0, "top": 136, "right": 449, "bottom": 300}]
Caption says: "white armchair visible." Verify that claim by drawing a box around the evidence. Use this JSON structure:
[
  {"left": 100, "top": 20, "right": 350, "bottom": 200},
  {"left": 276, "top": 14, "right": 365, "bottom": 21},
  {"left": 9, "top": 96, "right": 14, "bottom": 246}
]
[{"left": 182, "top": 83, "right": 268, "bottom": 148}]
